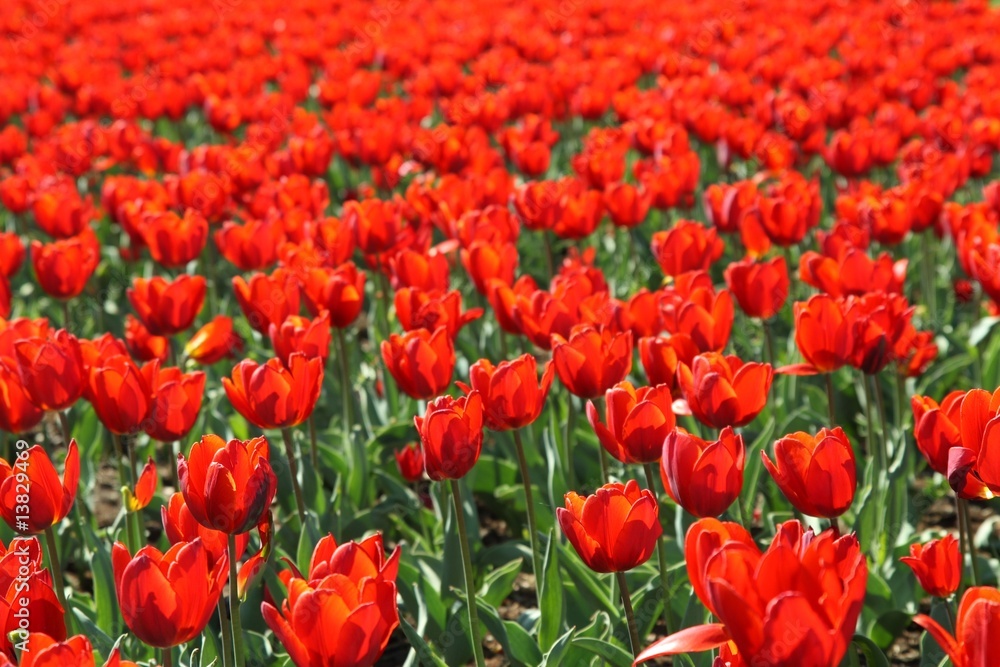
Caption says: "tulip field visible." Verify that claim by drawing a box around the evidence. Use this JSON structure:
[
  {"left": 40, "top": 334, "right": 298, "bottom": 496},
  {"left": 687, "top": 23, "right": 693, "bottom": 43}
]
[{"left": 5, "top": 0, "right": 1000, "bottom": 665}]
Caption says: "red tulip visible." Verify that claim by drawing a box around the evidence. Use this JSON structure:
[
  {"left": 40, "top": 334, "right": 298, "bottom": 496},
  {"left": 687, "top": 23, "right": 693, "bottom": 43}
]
[
  {"left": 458, "top": 354, "right": 554, "bottom": 431},
  {"left": 0, "top": 232, "right": 25, "bottom": 278},
  {"left": 650, "top": 220, "right": 723, "bottom": 278},
  {"left": 915, "top": 587, "right": 1000, "bottom": 667},
  {"left": 178, "top": 434, "right": 277, "bottom": 535},
  {"left": 551, "top": 325, "right": 632, "bottom": 399},
  {"left": 724, "top": 256, "right": 789, "bottom": 320},
  {"left": 901, "top": 535, "right": 961, "bottom": 598},
  {"left": 300, "top": 262, "right": 366, "bottom": 328},
  {"left": 268, "top": 313, "right": 331, "bottom": 367},
  {"left": 127, "top": 275, "right": 206, "bottom": 336},
  {"left": 677, "top": 353, "right": 773, "bottom": 428},
  {"left": 13, "top": 330, "right": 85, "bottom": 411},
  {"left": 604, "top": 181, "right": 652, "bottom": 228},
  {"left": 297, "top": 533, "right": 400, "bottom": 586},
  {"left": 161, "top": 493, "right": 248, "bottom": 565},
  {"left": 0, "top": 440, "right": 79, "bottom": 534},
  {"left": 215, "top": 217, "right": 284, "bottom": 271},
  {"left": 557, "top": 480, "right": 661, "bottom": 573},
  {"left": 762, "top": 427, "right": 857, "bottom": 518},
  {"left": 661, "top": 427, "right": 744, "bottom": 518},
  {"left": 123, "top": 315, "right": 168, "bottom": 363},
  {"left": 0, "top": 356, "right": 43, "bottom": 434},
  {"left": 381, "top": 327, "right": 455, "bottom": 400},
  {"left": 587, "top": 382, "right": 675, "bottom": 464},
  {"left": 184, "top": 315, "right": 244, "bottom": 365},
  {"left": 394, "top": 288, "right": 483, "bottom": 340},
  {"left": 0, "top": 633, "right": 138, "bottom": 667},
  {"left": 29, "top": 229, "right": 100, "bottom": 300},
  {"left": 783, "top": 295, "right": 854, "bottom": 375},
  {"left": 637, "top": 334, "right": 698, "bottom": 390},
  {"left": 414, "top": 391, "right": 484, "bottom": 481},
  {"left": 0, "top": 538, "right": 66, "bottom": 661},
  {"left": 462, "top": 241, "right": 518, "bottom": 295},
  {"left": 233, "top": 269, "right": 301, "bottom": 335},
  {"left": 123, "top": 458, "right": 157, "bottom": 513},
  {"left": 395, "top": 443, "right": 424, "bottom": 483},
  {"left": 223, "top": 353, "right": 323, "bottom": 429},
  {"left": 144, "top": 366, "right": 206, "bottom": 442},
  {"left": 911, "top": 391, "right": 964, "bottom": 476},
  {"left": 86, "top": 355, "right": 155, "bottom": 435},
  {"left": 112, "top": 539, "right": 228, "bottom": 648},
  {"left": 142, "top": 209, "right": 208, "bottom": 268}
]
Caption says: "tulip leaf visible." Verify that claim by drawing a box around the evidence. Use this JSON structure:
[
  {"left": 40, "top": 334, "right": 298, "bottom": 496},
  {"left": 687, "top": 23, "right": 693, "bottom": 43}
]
[
  {"left": 480, "top": 558, "right": 524, "bottom": 608},
  {"left": 571, "top": 637, "right": 633, "bottom": 667},
  {"left": 740, "top": 415, "right": 775, "bottom": 512},
  {"left": 80, "top": 522, "right": 118, "bottom": 637},
  {"left": 918, "top": 598, "right": 950, "bottom": 667},
  {"left": 851, "top": 634, "right": 890, "bottom": 667},
  {"left": 295, "top": 510, "right": 322, "bottom": 577},
  {"left": 473, "top": 595, "right": 544, "bottom": 667},
  {"left": 968, "top": 315, "right": 999, "bottom": 348},
  {"left": 399, "top": 616, "right": 449, "bottom": 667},
  {"left": 68, "top": 605, "right": 115, "bottom": 656},
  {"left": 557, "top": 541, "right": 615, "bottom": 614},
  {"left": 538, "top": 529, "right": 563, "bottom": 651},
  {"left": 539, "top": 626, "right": 576, "bottom": 667}
]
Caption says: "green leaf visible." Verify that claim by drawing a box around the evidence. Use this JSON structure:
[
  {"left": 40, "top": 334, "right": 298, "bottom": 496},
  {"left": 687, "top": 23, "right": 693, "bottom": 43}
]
[
  {"left": 69, "top": 605, "right": 116, "bottom": 656},
  {"left": 540, "top": 626, "right": 576, "bottom": 667},
  {"left": 399, "top": 616, "right": 448, "bottom": 667},
  {"left": 851, "top": 634, "right": 890, "bottom": 667},
  {"left": 969, "top": 315, "right": 1000, "bottom": 348},
  {"left": 572, "top": 637, "right": 634, "bottom": 667},
  {"left": 481, "top": 558, "right": 523, "bottom": 609},
  {"left": 538, "top": 530, "right": 563, "bottom": 651},
  {"left": 80, "top": 522, "right": 118, "bottom": 636},
  {"left": 475, "top": 596, "right": 544, "bottom": 667},
  {"left": 296, "top": 511, "right": 322, "bottom": 577}
]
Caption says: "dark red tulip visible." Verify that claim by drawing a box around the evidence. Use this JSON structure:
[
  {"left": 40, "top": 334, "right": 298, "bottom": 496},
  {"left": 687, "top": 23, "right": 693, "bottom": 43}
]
[{"left": 661, "top": 427, "right": 744, "bottom": 518}]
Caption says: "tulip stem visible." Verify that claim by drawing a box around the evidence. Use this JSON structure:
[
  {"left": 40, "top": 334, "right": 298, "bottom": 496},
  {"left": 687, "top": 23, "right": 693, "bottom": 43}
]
[
  {"left": 824, "top": 373, "right": 836, "bottom": 426},
  {"left": 43, "top": 526, "right": 71, "bottom": 631},
  {"left": 281, "top": 428, "right": 308, "bottom": 524},
  {"left": 761, "top": 318, "right": 776, "bottom": 366},
  {"left": 58, "top": 410, "right": 72, "bottom": 448},
  {"left": 955, "top": 496, "right": 968, "bottom": 600},
  {"left": 643, "top": 463, "right": 673, "bottom": 634},
  {"left": 162, "top": 648, "right": 174, "bottom": 667},
  {"left": 308, "top": 414, "right": 318, "bottom": 469},
  {"left": 228, "top": 534, "right": 247, "bottom": 667},
  {"left": 563, "top": 395, "right": 576, "bottom": 490},
  {"left": 450, "top": 479, "right": 486, "bottom": 667},
  {"left": 960, "top": 499, "right": 981, "bottom": 586},
  {"left": 111, "top": 433, "right": 129, "bottom": 492},
  {"left": 921, "top": 230, "right": 937, "bottom": 323},
  {"left": 334, "top": 327, "right": 356, "bottom": 434},
  {"left": 218, "top": 601, "right": 233, "bottom": 667},
  {"left": 512, "top": 429, "right": 542, "bottom": 578},
  {"left": 615, "top": 570, "right": 641, "bottom": 657},
  {"left": 61, "top": 300, "right": 71, "bottom": 331}
]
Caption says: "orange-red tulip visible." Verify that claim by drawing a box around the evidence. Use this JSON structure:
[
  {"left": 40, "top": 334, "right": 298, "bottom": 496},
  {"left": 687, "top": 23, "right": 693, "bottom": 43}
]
[
  {"left": 123, "top": 315, "right": 168, "bottom": 363},
  {"left": 112, "top": 539, "right": 228, "bottom": 648},
  {"left": 650, "top": 220, "right": 723, "bottom": 278},
  {"left": 587, "top": 382, "right": 675, "bottom": 464},
  {"left": 178, "top": 434, "right": 276, "bottom": 535},
  {"left": 223, "top": 353, "right": 323, "bottom": 429},
  {"left": 661, "top": 427, "right": 744, "bottom": 518},
  {"left": 185, "top": 315, "right": 244, "bottom": 365},
  {"left": 161, "top": 492, "right": 248, "bottom": 565},
  {"left": 901, "top": 535, "right": 961, "bottom": 598},
  {"left": 127, "top": 275, "right": 206, "bottom": 336},
  {"left": 394, "top": 288, "right": 482, "bottom": 340},
  {"left": 724, "top": 256, "right": 789, "bottom": 320},
  {"left": 0, "top": 572, "right": 66, "bottom": 662},
  {"left": 395, "top": 443, "right": 424, "bottom": 483},
  {"left": 915, "top": 587, "right": 1000, "bottom": 667},
  {"left": 0, "top": 633, "right": 137, "bottom": 667},
  {"left": 144, "top": 366, "right": 206, "bottom": 442},
  {"left": 86, "top": 355, "right": 154, "bottom": 435},
  {"left": 215, "top": 217, "right": 284, "bottom": 271},
  {"left": 0, "top": 358, "right": 43, "bottom": 434},
  {"left": 911, "top": 391, "right": 963, "bottom": 476},
  {"left": 414, "top": 391, "right": 484, "bottom": 481},
  {"left": 142, "top": 209, "right": 208, "bottom": 268},
  {"left": 677, "top": 353, "right": 773, "bottom": 428},
  {"left": 637, "top": 334, "right": 698, "bottom": 390},
  {"left": 233, "top": 268, "right": 301, "bottom": 335},
  {"left": 557, "top": 480, "right": 661, "bottom": 573},
  {"left": 13, "top": 330, "right": 85, "bottom": 411},
  {"left": 268, "top": 313, "right": 331, "bottom": 368},
  {"left": 300, "top": 263, "right": 366, "bottom": 328},
  {"left": 123, "top": 458, "right": 157, "bottom": 513},
  {"left": 29, "top": 229, "right": 100, "bottom": 300},
  {"left": 551, "top": 325, "right": 632, "bottom": 399},
  {"left": 762, "top": 427, "right": 857, "bottom": 518},
  {"left": 0, "top": 232, "right": 23, "bottom": 278},
  {"left": 783, "top": 295, "right": 854, "bottom": 375},
  {"left": 381, "top": 327, "right": 455, "bottom": 400},
  {"left": 0, "top": 440, "right": 79, "bottom": 534},
  {"left": 459, "top": 354, "right": 554, "bottom": 431},
  {"left": 604, "top": 181, "right": 652, "bottom": 228}
]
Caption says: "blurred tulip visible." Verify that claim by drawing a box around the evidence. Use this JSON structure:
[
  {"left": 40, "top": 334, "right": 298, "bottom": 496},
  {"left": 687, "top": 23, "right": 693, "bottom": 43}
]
[
  {"left": 300, "top": 263, "right": 366, "bottom": 328},
  {"left": 661, "top": 427, "right": 744, "bottom": 518},
  {"left": 414, "top": 391, "right": 484, "bottom": 481},
  {"left": 0, "top": 232, "right": 24, "bottom": 277},
  {"left": 762, "top": 427, "right": 857, "bottom": 518},
  {"left": 395, "top": 443, "right": 424, "bottom": 483},
  {"left": 462, "top": 240, "right": 518, "bottom": 295},
  {"left": 915, "top": 587, "right": 1000, "bottom": 667},
  {"left": 459, "top": 354, "right": 554, "bottom": 431},
  {"left": 144, "top": 366, "right": 206, "bottom": 442},
  {"left": 381, "top": 327, "right": 455, "bottom": 400},
  {"left": 215, "top": 217, "right": 284, "bottom": 271},
  {"left": 178, "top": 434, "right": 276, "bottom": 535},
  {"left": 0, "top": 359, "right": 43, "bottom": 434},
  {"left": 587, "top": 382, "right": 675, "bottom": 464},
  {"left": 901, "top": 535, "right": 961, "bottom": 598},
  {"left": 551, "top": 325, "right": 632, "bottom": 399},
  {"left": 14, "top": 330, "right": 85, "bottom": 411},
  {"left": 223, "top": 353, "right": 323, "bottom": 429},
  {"left": 604, "top": 182, "right": 652, "bottom": 228},
  {"left": 557, "top": 480, "right": 661, "bottom": 573},
  {"left": 123, "top": 315, "right": 168, "bottom": 362},
  {"left": 185, "top": 315, "right": 243, "bottom": 365},
  {"left": 650, "top": 220, "right": 723, "bottom": 278},
  {"left": 268, "top": 313, "right": 331, "bottom": 367},
  {"left": 724, "top": 256, "right": 789, "bottom": 320},
  {"left": 142, "top": 209, "right": 208, "bottom": 268},
  {"left": 233, "top": 268, "right": 301, "bottom": 335},
  {"left": 0, "top": 440, "right": 78, "bottom": 534},
  {"left": 0, "top": 633, "right": 138, "bottom": 667},
  {"left": 128, "top": 275, "right": 206, "bottom": 336},
  {"left": 30, "top": 229, "right": 100, "bottom": 300},
  {"left": 112, "top": 539, "right": 227, "bottom": 648},
  {"left": 677, "top": 353, "right": 773, "bottom": 428}
]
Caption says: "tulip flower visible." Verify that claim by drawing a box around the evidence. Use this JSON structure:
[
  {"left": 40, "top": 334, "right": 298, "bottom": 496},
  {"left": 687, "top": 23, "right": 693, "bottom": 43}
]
[
  {"left": 414, "top": 392, "right": 484, "bottom": 481},
  {"left": 395, "top": 443, "right": 424, "bottom": 483},
  {"left": 394, "top": 288, "right": 483, "bottom": 340},
  {"left": 0, "top": 277, "right": 9, "bottom": 320},
  {"left": 0, "top": 362, "right": 43, "bottom": 434},
  {"left": 112, "top": 539, "right": 228, "bottom": 648},
  {"left": 185, "top": 315, "right": 244, "bottom": 365},
  {"left": 0, "top": 232, "right": 24, "bottom": 278},
  {"left": 344, "top": 197, "right": 404, "bottom": 256},
  {"left": 462, "top": 241, "right": 518, "bottom": 295},
  {"left": 459, "top": 354, "right": 554, "bottom": 431},
  {"left": 123, "top": 458, "right": 157, "bottom": 513},
  {"left": 127, "top": 275, "right": 206, "bottom": 336},
  {"left": 636, "top": 520, "right": 867, "bottom": 666},
  {"left": 551, "top": 325, "right": 632, "bottom": 399},
  {"left": 223, "top": 353, "right": 323, "bottom": 430},
  {"left": 268, "top": 313, "right": 331, "bottom": 368},
  {"left": 144, "top": 366, "right": 206, "bottom": 442},
  {"left": 901, "top": 535, "right": 961, "bottom": 598},
  {"left": 381, "top": 327, "right": 455, "bottom": 400},
  {"left": 29, "top": 229, "right": 100, "bottom": 300},
  {"left": 389, "top": 247, "right": 451, "bottom": 292},
  {"left": 215, "top": 217, "right": 284, "bottom": 271},
  {"left": 762, "top": 427, "right": 857, "bottom": 518},
  {"left": 724, "top": 255, "right": 789, "bottom": 320},
  {"left": 604, "top": 181, "right": 652, "bottom": 228},
  {"left": 232, "top": 268, "right": 301, "bottom": 335},
  {"left": 0, "top": 440, "right": 79, "bottom": 534},
  {"left": 915, "top": 587, "right": 1000, "bottom": 666},
  {"left": 677, "top": 352, "right": 773, "bottom": 428},
  {"left": 86, "top": 355, "right": 155, "bottom": 435},
  {"left": 661, "top": 427, "right": 744, "bottom": 518},
  {"left": 637, "top": 335, "right": 698, "bottom": 390},
  {"left": 660, "top": 284, "right": 733, "bottom": 353},
  {"left": 178, "top": 434, "right": 277, "bottom": 535},
  {"left": 0, "top": 633, "right": 138, "bottom": 667},
  {"left": 295, "top": 533, "right": 401, "bottom": 585},
  {"left": 557, "top": 480, "right": 661, "bottom": 573},
  {"left": 14, "top": 330, "right": 86, "bottom": 411},
  {"left": 300, "top": 262, "right": 366, "bottom": 328},
  {"left": 142, "top": 209, "right": 209, "bottom": 268},
  {"left": 650, "top": 220, "right": 723, "bottom": 278},
  {"left": 783, "top": 295, "right": 854, "bottom": 374},
  {"left": 0, "top": 571, "right": 67, "bottom": 662},
  {"left": 587, "top": 382, "right": 675, "bottom": 465},
  {"left": 123, "top": 315, "right": 169, "bottom": 362},
  {"left": 161, "top": 493, "right": 248, "bottom": 565}
]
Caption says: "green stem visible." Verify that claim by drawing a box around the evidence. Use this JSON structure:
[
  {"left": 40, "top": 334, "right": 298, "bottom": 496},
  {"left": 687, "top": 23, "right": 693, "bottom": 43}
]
[
  {"left": 824, "top": 373, "right": 837, "bottom": 427},
  {"left": 960, "top": 499, "right": 981, "bottom": 586},
  {"left": 643, "top": 463, "right": 673, "bottom": 634},
  {"left": 922, "top": 231, "right": 937, "bottom": 324},
  {"left": 563, "top": 395, "right": 576, "bottom": 490},
  {"left": 307, "top": 414, "right": 318, "bottom": 469},
  {"left": 598, "top": 446, "right": 610, "bottom": 484},
  {"left": 544, "top": 232, "right": 555, "bottom": 279},
  {"left": 61, "top": 300, "right": 71, "bottom": 332},
  {"left": 956, "top": 496, "right": 968, "bottom": 601},
  {"left": 218, "top": 601, "right": 233, "bottom": 667},
  {"left": 44, "top": 526, "right": 71, "bottom": 631},
  {"left": 512, "top": 430, "right": 542, "bottom": 578},
  {"left": 111, "top": 433, "right": 129, "bottom": 490},
  {"left": 615, "top": 570, "right": 641, "bottom": 657},
  {"left": 335, "top": 327, "right": 356, "bottom": 430},
  {"left": 58, "top": 410, "right": 72, "bottom": 449},
  {"left": 762, "top": 318, "right": 776, "bottom": 366},
  {"left": 228, "top": 534, "right": 246, "bottom": 667},
  {"left": 450, "top": 479, "right": 486, "bottom": 667},
  {"left": 162, "top": 648, "right": 174, "bottom": 667},
  {"left": 281, "top": 428, "right": 307, "bottom": 524},
  {"left": 872, "top": 374, "right": 891, "bottom": 469}
]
